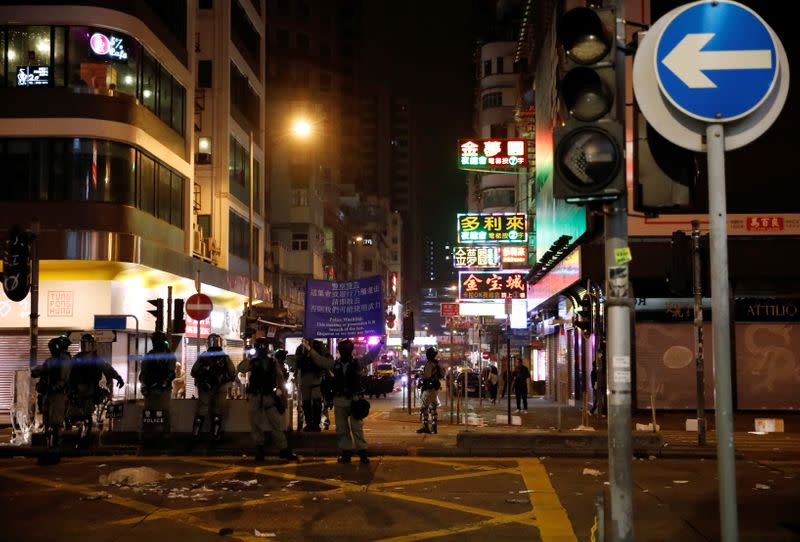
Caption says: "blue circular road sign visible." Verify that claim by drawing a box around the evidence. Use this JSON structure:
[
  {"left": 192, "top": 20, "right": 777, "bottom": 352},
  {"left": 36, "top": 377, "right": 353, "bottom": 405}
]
[{"left": 655, "top": 0, "right": 779, "bottom": 123}]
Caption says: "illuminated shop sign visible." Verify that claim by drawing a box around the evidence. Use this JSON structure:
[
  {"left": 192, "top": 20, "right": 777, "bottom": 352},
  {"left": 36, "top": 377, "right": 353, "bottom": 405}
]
[
  {"left": 459, "top": 270, "right": 527, "bottom": 301},
  {"left": 457, "top": 213, "right": 527, "bottom": 244},
  {"left": 527, "top": 247, "right": 581, "bottom": 310},
  {"left": 16, "top": 66, "right": 49, "bottom": 87},
  {"left": 89, "top": 32, "right": 129, "bottom": 62},
  {"left": 501, "top": 246, "right": 527, "bottom": 264},
  {"left": 458, "top": 139, "right": 527, "bottom": 171},
  {"left": 452, "top": 246, "right": 500, "bottom": 268}
]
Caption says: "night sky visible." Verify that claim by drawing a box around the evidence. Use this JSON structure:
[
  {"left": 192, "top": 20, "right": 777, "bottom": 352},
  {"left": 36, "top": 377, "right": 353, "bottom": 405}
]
[{"left": 362, "top": 1, "right": 480, "bottom": 251}]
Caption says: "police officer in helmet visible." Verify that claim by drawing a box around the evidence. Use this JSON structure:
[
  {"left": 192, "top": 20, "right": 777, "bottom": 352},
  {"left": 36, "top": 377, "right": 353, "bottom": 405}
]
[
  {"left": 238, "top": 338, "right": 297, "bottom": 461},
  {"left": 67, "top": 333, "right": 123, "bottom": 447},
  {"left": 191, "top": 333, "right": 236, "bottom": 439},
  {"left": 304, "top": 338, "right": 383, "bottom": 464},
  {"left": 139, "top": 331, "right": 177, "bottom": 434},
  {"left": 32, "top": 335, "right": 72, "bottom": 454},
  {"left": 417, "top": 346, "right": 444, "bottom": 434}
]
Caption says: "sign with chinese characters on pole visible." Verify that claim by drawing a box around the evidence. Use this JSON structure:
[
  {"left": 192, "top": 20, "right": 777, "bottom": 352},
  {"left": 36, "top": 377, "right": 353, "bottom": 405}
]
[
  {"left": 459, "top": 270, "right": 527, "bottom": 301},
  {"left": 304, "top": 275, "right": 384, "bottom": 339},
  {"left": 452, "top": 246, "right": 500, "bottom": 268},
  {"left": 458, "top": 139, "right": 527, "bottom": 172},
  {"left": 457, "top": 213, "right": 527, "bottom": 244}
]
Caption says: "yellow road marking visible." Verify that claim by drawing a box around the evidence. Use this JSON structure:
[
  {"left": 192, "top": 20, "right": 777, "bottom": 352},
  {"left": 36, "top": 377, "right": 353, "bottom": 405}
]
[
  {"left": 374, "top": 511, "right": 537, "bottom": 542},
  {"left": 518, "top": 458, "right": 578, "bottom": 541},
  {"left": 369, "top": 466, "right": 520, "bottom": 489},
  {"left": 396, "top": 456, "right": 501, "bottom": 471}
]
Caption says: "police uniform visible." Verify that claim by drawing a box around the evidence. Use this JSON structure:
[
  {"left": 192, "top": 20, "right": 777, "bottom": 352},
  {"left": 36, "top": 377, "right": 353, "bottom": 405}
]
[
  {"left": 238, "top": 339, "right": 297, "bottom": 461},
  {"left": 307, "top": 339, "right": 382, "bottom": 463},
  {"left": 191, "top": 333, "right": 236, "bottom": 439},
  {"left": 139, "top": 332, "right": 176, "bottom": 433},
  {"left": 67, "top": 334, "right": 123, "bottom": 444},
  {"left": 32, "top": 337, "right": 72, "bottom": 448},
  {"left": 297, "top": 342, "right": 325, "bottom": 431},
  {"left": 417, "top": 347, "right": 444, "bottom": 434}
]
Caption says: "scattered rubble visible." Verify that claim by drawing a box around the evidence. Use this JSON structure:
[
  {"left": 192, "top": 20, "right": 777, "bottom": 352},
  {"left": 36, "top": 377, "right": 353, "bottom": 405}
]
[
  {"left": 100, "top": 467, "right": 162, "bottom": 486},
  {"left": 582, "top": 468, "right": 603, "bottom": 477}
]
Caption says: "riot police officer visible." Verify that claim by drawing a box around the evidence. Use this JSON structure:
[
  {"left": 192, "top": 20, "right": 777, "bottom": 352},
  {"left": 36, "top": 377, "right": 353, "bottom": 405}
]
[
  {"left": 191, "top": 333, "right": 236, "bottom": 439},
  {"left": 416, "top": 347, "right": 444, "bottom": 434},
  {"left": 305, "top": 338, "right": 383, "bottom": 464},
  {"left": 238, "top": 338, "right": 297, "bottom": 461},
  {"left": 139, "top": 331, "right": 177, "bottom": 432},
  {"left": 32, "top": 335, "right": 72, "bottom": 450},
  {"left": 67, "top": 333, "right": 124, "bottom": 446},
  {"left": 298, "top": 341, "right": 325, "bottom": 432}
]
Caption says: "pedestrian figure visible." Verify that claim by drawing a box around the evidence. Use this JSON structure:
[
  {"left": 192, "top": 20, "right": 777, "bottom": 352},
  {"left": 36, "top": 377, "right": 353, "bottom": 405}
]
[
  {"left": 512, "top": 357, "right": 531, "bottom": 413},
  {"left": 191, "top": 333, "right": 236, "bottom": 439},
  {"left": 305, "top": 338, "right": 382, "bottom": 464},
  {"left": 297, "top": 341, "right": 326, "bottom": 431},
  {"left": 416, "top": 347, "right": 444, "bottom": 434},
  {"left": 489, "top": 364, "right": 499, "bottom": 404},
  {"left": 139, "top": 331, "right": 176, "bottom": 434},
  {"left": 67, "top": 333, "right": 123, "bottom": 447},
  {"left": 172, "top": 362, "right": 186, "bottom": 399},
  {"left": 32, "top": 335, "right": 72, "bottom": 452},
  {"left": 238, "top": 338, "right": 297, "bottom": 461},
  {"left": 499, "top": 358, "right": 509, "bottom": 399}
]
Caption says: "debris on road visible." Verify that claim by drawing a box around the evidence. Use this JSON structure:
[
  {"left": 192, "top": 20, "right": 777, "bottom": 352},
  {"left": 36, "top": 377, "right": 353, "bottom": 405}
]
[
  {"left": 756, "top": 483, "right": 771, "bottom": 490},
  {"left": 582, "top": 468, "right": 603, "bottom": 477},
  {"left": 519, "top": 489, "right": 535, "bottom": 493},
  {"left": 80, "top": 492, "right": 111, "bottom": 501},
  {"left": 218, "top": 527, "right": 233, "bottom": 535},
  {"left": 673, "top": 480, "right": 689, "bottom": 484},
  {"left": 96, "top": 464, "right": 107, "bottom": 468},
  {"left": 505, "top": 498, "right": 528, "bottom": 504},
  {"left": 572, "top": 425, "right": 596, "bottom": 431},
  {"left": 254, "top": 529, "right": 276, "bottom": 537},
  {"left": 100, "top": 467, "right": 162, "bottom": 486},
  {"left": 648, "top": 455, "right": 657, "bottom": 461}
]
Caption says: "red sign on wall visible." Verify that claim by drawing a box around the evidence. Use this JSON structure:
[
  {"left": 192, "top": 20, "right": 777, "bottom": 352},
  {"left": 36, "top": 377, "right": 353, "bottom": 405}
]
[
  {"left": 441, "top": 303, "right": 460, "bottom": 317},
  {"left": 746, "top": 216, "right": 784, "bottom": 232}
]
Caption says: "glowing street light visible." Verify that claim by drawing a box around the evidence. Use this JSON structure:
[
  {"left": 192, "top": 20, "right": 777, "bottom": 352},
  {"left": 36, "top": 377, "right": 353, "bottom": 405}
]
[{"left": 291, "top": 118, "right": 312, "bottom": 139}]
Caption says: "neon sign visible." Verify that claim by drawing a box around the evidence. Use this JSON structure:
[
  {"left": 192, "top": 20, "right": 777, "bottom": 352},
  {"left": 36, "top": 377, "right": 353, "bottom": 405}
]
[
  {"left": 459, "top": 270, "right": 527, "bottom": 301},
  {"left": 458, "top": 139, "right": 527, "bottom": 171},
  {"left": 452, "top": 246, "right": 500, "bottom": 268},
  {"left": 89, "top": 32, "right": 129, "bottom": 62},
  {"left": 501, "top": 246, "right": 527, "bottom": 264},
  {"left": 16, "top": 66, "right": 49, "bottom": 87},
  {"left": 457, "top": 213, "right": 527, "bottom": 244}
]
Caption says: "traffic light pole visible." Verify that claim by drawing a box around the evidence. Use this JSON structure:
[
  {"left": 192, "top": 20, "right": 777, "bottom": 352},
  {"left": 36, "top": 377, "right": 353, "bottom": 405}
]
[
  {"left": 706, "top": 124, "right": 739, "bottom": 541},
  {"left": 606, "top": 2, "right": 633, "bottom": 540}
]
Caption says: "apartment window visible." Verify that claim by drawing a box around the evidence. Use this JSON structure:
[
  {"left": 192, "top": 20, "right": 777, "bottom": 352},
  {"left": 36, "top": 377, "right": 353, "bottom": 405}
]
[
  {"left": 496, "top": 56, "right": 504, "bottom": 74},
  {"left": 392, "top": 251, "right": 399, "bottom": 262},
  {"left": 228, "top": 210, "right": 256, "bottom": 260},
  {"left": 276, "top": 29, "right": 289, "bottom": 49},
  {"left": 291, "top": 188, "right": 308, "bottom": 206},
  {"left": 362, "top": 259, "right": 373, "bottom": 273},
  {"left": 230, "top": 0, "right": 261, "bottom": 73},
  {"left": 490, "top": 123, "right": 507, "bottom": 138},
  {"left": 198, "top": 60, "right": 212, "bottom": 88},
  {"left": 481, "top": 91, "right": 502, "bottom": 110},
  {"left": 483, "top": 59, "right": 492, "bottom": 77},
  {"left": 296, "top": 33, "right": 309, "bottom": 55},
  {"left": 230, "top": 62, "right": 259, "bottom": 130},
  {"left": 291, "top": 233, "right": 309, "bottom": 251},
  {"left": 320, "top": 72, "right": 331, "bottom": 92},
  {"left": 228, "top": 135, "right": 250, "bottom": 204}
]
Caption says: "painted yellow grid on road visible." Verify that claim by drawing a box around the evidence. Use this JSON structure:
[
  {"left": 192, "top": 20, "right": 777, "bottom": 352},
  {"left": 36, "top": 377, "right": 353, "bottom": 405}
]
[{"left": 0, "top": 456, "right": 578, "bottom": 542}]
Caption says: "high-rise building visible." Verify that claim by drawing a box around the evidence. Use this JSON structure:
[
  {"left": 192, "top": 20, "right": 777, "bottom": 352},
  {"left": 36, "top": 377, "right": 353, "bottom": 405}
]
[{"left": 0, "top": 1, "right": 265, "bottom": 417}]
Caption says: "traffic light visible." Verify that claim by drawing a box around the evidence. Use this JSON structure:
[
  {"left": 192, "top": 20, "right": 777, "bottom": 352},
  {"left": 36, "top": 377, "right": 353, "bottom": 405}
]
[
  {"left": 667, "top": 231, "right": 691, "bottom": 296},
  {"left": 574, "top": 293, "right": 594, "bottom": 335},
  {"left": 172, "top": 298, "right": 186, "bottom": 334},
  {"left": 402, "top": 310, "right": 415, "bottom": 350},
  {"left": 553, "top": 5, "right": 625, "bottom": 204},
  {"left": 147, "top": 298, "right": 164, "bottom": 333},
  {"left": 633, "top": 105, "right": 705, "bottom": 212}
]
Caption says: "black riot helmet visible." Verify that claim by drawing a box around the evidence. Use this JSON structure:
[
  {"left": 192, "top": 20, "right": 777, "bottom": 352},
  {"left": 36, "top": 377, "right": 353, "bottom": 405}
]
[
  {"left": 426, "top": 346, "right": 438, "bottom": 361},
  {"left": 151, "top": 331, "right": 169, "bottom": 353},
  {"left": 207, "top": 333, "right": 222, "bottom": 350},
  {"left": 274, "top": 348, "right": 287, "bottom": 362},
  {"left": 337, "top": 339, "right": 354, "bottom": 358},
  {"left": 253, "top": 337, "right": 270, "bottom": 356},
  {"left": 80, "top": 333, "right": 97, "bottom": 353},
  {"left": 48, "top": 337, "right": 65, "bottom": 357},
  {"left": 311, "top": 340, "right": 327, "bottom": 355}
]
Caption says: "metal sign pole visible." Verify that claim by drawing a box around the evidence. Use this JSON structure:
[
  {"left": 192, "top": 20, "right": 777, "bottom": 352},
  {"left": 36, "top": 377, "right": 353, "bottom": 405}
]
[
  {"left": 706, "top": 123, "right": 739, "bottom": 541},
  {"left": 28, "top": 220, "right": 40, "bottom": 369}
]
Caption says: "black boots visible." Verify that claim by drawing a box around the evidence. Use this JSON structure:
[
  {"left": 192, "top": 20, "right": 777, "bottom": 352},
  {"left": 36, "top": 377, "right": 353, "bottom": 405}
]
[
  {"left": 358, "top": 450, "right": 370, "bottom": 464},
  {"left": 192, "top": 416, "right": 204, "bottom": 438},
  {"left": 254, "top": 445, "right": 266, "bottom": 462},
  {"left": 337, "top": 450, "right": 352, "bottom": 463},
  {"left": 279, "top": 448, "right": 299, "bottom": 461},
  {"left": 416, "top": 424, "right": 431, "bottom": 434}
]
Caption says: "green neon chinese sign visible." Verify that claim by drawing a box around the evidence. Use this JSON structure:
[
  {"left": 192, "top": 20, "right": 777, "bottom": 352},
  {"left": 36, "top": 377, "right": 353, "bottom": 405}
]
[{"left": 457, "top": 213, "right": 527, "bottom": 244}]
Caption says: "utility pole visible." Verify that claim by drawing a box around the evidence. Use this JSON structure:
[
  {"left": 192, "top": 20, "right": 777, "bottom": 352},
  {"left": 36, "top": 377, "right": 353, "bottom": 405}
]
[
  {"left": 691, "top": 220, "right": 706, "bottom": 446},
  {"left": 28, "top": 220, "right": 40, "bottom": 369},
  {"left": 606, "top": 1, "right": 634, "bottom": 540}
]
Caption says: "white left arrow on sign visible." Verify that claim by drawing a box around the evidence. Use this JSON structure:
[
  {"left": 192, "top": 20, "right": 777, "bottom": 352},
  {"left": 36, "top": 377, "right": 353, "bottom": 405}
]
[{"left": 662, "top": 33, "right": 772, "bottom": 89}]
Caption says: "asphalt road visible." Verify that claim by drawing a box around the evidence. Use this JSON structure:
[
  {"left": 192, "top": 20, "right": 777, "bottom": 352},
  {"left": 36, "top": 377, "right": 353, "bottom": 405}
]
[{"left": 1, "top": 454, "right": 798, "bottom": 542}]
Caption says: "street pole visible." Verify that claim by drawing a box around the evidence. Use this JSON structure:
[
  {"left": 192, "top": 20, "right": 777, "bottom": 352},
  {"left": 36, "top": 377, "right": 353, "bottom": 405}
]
[
  {"left": 506, "top": 317, "right": 511, "bottom": 426},
  {"left": 706, "top": 123, "right": 738, "bottom": 541},
  {"left": 248, "top": 129, "right": 255, "bottom": 316},
  {"left": 606, "top": 2, "right": 634, "bottom": 540},
  {"left": 691, "top": 220, "right": 706, "bottom": 446},
  {"left": 28, "top": 220, "right": 39, "bottom": 369}
]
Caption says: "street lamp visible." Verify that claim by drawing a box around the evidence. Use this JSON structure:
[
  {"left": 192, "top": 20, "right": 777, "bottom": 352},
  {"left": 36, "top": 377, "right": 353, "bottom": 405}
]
[{"left": 291, "top": 118, "right": 312, "bottom": 139}]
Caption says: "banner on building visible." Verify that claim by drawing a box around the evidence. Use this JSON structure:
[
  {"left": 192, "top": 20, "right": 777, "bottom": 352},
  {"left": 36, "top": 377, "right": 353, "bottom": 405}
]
[{"left": 304, "top": 275, "right": 384, "bottom": 339}]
